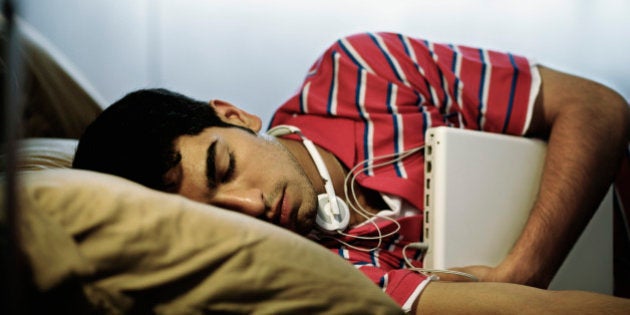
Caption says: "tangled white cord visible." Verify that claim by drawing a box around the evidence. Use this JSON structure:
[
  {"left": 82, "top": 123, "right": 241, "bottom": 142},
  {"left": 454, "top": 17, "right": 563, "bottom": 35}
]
[
  {"left": 401, "top": 243, "right": 479, "bottom": 281},
  {"left": 331, "top": 145, "right": 478, "bottom": 282},
  {"left": 331, "top": 146, "right": 423, "bottom": 252}
]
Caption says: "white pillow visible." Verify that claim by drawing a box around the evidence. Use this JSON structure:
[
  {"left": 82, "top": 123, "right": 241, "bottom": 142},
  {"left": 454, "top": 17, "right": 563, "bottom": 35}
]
[{"left": 13, "top": 138, "right": 78, "bottom": 170}]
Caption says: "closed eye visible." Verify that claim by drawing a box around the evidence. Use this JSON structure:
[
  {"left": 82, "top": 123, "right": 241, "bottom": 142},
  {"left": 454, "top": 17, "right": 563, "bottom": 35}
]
[
  {"left": 206, "top": 140, "right": 219, "bottom": 189},
  {"left": 221, "top": 151, "right": 235, "bottom": 183}
]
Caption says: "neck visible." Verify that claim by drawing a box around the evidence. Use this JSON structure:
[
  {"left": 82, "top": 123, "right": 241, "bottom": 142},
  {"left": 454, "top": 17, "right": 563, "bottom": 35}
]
[{"left": 276, "top": 137, "right": 338, "bottom": 195}]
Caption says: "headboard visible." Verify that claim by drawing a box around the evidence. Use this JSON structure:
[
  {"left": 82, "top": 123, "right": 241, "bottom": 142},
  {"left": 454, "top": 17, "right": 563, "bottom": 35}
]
[{"left": 1, "top": 16, "right": 104, "bottom": 139}]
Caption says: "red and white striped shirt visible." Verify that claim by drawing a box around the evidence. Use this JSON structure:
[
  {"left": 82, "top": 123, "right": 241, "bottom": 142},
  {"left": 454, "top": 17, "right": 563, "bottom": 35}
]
[
  {"left": 270, "top": 32, "right": 539, "bottom": 211},
  {"left": 270, "top": 32, "right": 541, "bottom": 310},
  {"left": 316, "top": 215, "right": 431, "bottom": 310}
]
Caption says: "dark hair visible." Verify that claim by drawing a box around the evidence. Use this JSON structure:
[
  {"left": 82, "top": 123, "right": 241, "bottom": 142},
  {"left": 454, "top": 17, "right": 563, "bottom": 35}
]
[{"left": 73, "top": 88, "right": 233, "bottom": 190}]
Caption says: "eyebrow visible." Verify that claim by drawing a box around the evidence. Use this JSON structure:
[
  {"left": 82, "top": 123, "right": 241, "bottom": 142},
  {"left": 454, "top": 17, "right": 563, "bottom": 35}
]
[{"left": 206, "top": 140, "right": 219, "bottom": 189}]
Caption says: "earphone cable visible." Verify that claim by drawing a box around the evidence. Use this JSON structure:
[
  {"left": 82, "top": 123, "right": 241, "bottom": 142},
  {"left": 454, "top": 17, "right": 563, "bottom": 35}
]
[
  {"left": 332, "top": 146, "right": 424, "bottom": 251},
  {"left": 401, "top": 243, "right": 479, "bottom": 282}
]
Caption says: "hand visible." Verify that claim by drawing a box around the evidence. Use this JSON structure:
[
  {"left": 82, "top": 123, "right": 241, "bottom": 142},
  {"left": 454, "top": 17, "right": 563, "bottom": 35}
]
[
  {"left": 437, "top": 264, "right": 546, "bottom": 287},
  {"left": 434, "top": 265, "right": 514, "bottom": 283}
]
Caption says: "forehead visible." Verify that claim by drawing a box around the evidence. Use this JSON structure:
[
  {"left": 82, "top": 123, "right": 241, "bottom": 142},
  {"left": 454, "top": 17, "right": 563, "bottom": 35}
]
[
  {"left": 174, "top": 127, "right": 238, "bottom": 154},
  {"left": 176, "top": 127, "right": 218, "bottom": 146},
  {"left": 176, "top": 125, "right": 256, "bottom": 143},
  {"left": 173, "top": 126, "right": 261, "bottom": 162}
]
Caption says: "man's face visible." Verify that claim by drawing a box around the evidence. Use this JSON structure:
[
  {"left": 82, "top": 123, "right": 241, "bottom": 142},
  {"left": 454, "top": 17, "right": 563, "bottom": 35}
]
[{"left": 164, "top": 123, "right": 318, "bottom": 235}]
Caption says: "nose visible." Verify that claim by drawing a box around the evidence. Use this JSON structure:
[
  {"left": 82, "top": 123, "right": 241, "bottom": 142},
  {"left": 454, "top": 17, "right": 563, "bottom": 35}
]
[{"left": 211, "top": 187, "right": 266, "bottom": 217}]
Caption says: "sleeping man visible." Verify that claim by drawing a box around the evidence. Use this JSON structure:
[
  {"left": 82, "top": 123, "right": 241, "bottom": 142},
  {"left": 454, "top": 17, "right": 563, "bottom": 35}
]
[{"left": 73, "top": 33, "right": 630, "bottom": 313}]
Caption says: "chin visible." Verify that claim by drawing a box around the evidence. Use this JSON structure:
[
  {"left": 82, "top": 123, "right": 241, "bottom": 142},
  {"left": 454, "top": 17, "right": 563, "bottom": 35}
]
[
  {"left": 293, "top": 194, "right": 318, "bottom": 235},
  {"left": 294, "top": 214, "right": 316, "bottom": 236}
]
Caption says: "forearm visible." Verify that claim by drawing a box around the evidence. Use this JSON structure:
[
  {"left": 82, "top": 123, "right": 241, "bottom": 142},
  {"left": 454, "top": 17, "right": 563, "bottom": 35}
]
[
  {"left": 497, "top": 66, "right": 630, "bottom": 287},
  {"left": 415, "top": 281, "right": 630, "bottom": 314}
]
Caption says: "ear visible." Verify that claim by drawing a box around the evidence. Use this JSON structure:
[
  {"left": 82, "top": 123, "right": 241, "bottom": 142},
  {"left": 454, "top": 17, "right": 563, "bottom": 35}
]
[{"left": 210, "top": 99, "right": 262, "bottom": 133}]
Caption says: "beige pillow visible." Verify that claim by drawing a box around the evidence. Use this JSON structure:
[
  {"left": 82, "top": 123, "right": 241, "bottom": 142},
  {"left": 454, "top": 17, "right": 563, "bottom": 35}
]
[{"left": 11, "top": 169, "right": 403, "bottom": 314}]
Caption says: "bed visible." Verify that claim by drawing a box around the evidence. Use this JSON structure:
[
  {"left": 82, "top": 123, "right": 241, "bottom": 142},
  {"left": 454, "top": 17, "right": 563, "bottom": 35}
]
[
  {"left": 0, "top": 18, "right": 404, "bottom": 314},
  {"left": 4, "top": 9, "right": 627, "bottom": 312}
]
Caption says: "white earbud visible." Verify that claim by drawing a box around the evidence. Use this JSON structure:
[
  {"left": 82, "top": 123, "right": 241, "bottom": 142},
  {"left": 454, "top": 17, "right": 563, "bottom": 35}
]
[
  {"left": 267, "top": 125, "right": 350, "bottom": 232},
  {"left": 316, "top": 194, "right": 350, "bottom": 232}
]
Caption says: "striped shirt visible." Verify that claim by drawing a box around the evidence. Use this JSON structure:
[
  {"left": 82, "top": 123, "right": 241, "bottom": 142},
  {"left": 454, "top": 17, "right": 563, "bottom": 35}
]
[
  {"left": 269, "top": 32, "right": 540, "bottom": 309},
  {"left": 270, "top": 32, "right": 538, "bottom": 214},
  {"left": 316, "top": 215, "right": 431, "bottom": 311}
]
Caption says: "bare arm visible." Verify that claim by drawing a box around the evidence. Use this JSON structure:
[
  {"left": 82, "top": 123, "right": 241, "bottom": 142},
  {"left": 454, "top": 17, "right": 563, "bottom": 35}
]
[
  {"left": 479, "top": 65, "right": 630, "bottom": 287},
  {"left": 414, "top": 281, "right": 630, "bottom": 314}
]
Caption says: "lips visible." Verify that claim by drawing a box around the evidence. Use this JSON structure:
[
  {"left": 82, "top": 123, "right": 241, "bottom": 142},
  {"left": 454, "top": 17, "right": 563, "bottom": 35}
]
[
  {"left": 270, "top": 187, "right": 285, "bottom": 225},
  {"left": 268, "top": 185, "right": 300, "bottom": 232},
  {"left": 278, "top": 189, "right": 292, "bottom": 228}
]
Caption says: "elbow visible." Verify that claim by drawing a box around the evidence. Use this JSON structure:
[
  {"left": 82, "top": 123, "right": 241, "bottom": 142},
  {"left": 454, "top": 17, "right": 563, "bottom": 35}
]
[
  {"left": 620, "top": 97, "right": 630, "bottom": 141},
  {"left": 537, "top": 66, "right": 629, "bottom": 143},
  {"left": 569, "top": 77, "right": 630, "bottom": 142},
  {"left": 595, "top": 84, "right": 630, "bottom": 142}
]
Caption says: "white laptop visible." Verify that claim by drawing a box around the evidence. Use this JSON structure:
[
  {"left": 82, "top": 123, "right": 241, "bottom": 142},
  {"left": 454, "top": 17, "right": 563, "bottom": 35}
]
[{"left": 422, "top": 126, "right": 613, "bottom": 293}]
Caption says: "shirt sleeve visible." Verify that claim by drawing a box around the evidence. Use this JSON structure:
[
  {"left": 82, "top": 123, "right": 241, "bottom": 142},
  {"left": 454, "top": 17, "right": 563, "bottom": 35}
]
[
  {"left": 353, "top": 265, "right": 432, "bottom": 312},
  {"left": 327, "top": 215, "right": 430, "bottom": 313}
]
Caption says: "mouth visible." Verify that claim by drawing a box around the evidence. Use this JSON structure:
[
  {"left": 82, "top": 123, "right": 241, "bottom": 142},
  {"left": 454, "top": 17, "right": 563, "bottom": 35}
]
[
  {"left": 270, "top": 187, "right": 286, "bottom": 225},
  {"left": 276, "top": 186, "right": 298, "bottom": 231},
  {"left": 278, "top": 188, "right": 292, "bottom": 228}
]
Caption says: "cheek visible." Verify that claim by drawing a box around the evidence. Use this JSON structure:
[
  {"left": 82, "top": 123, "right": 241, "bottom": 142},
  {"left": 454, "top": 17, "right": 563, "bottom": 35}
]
[
  {"left": 262, "top": 150, "right": 300, "bottom": 179},
  {"left": 177, "top": 183, "right": 210, "bottom": 204},
  {"left": 239, "top": 137, "right": 307, "bottom": 187},
  {"left": 177, "top": 164, "right": 212, "bottom": 203}
]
